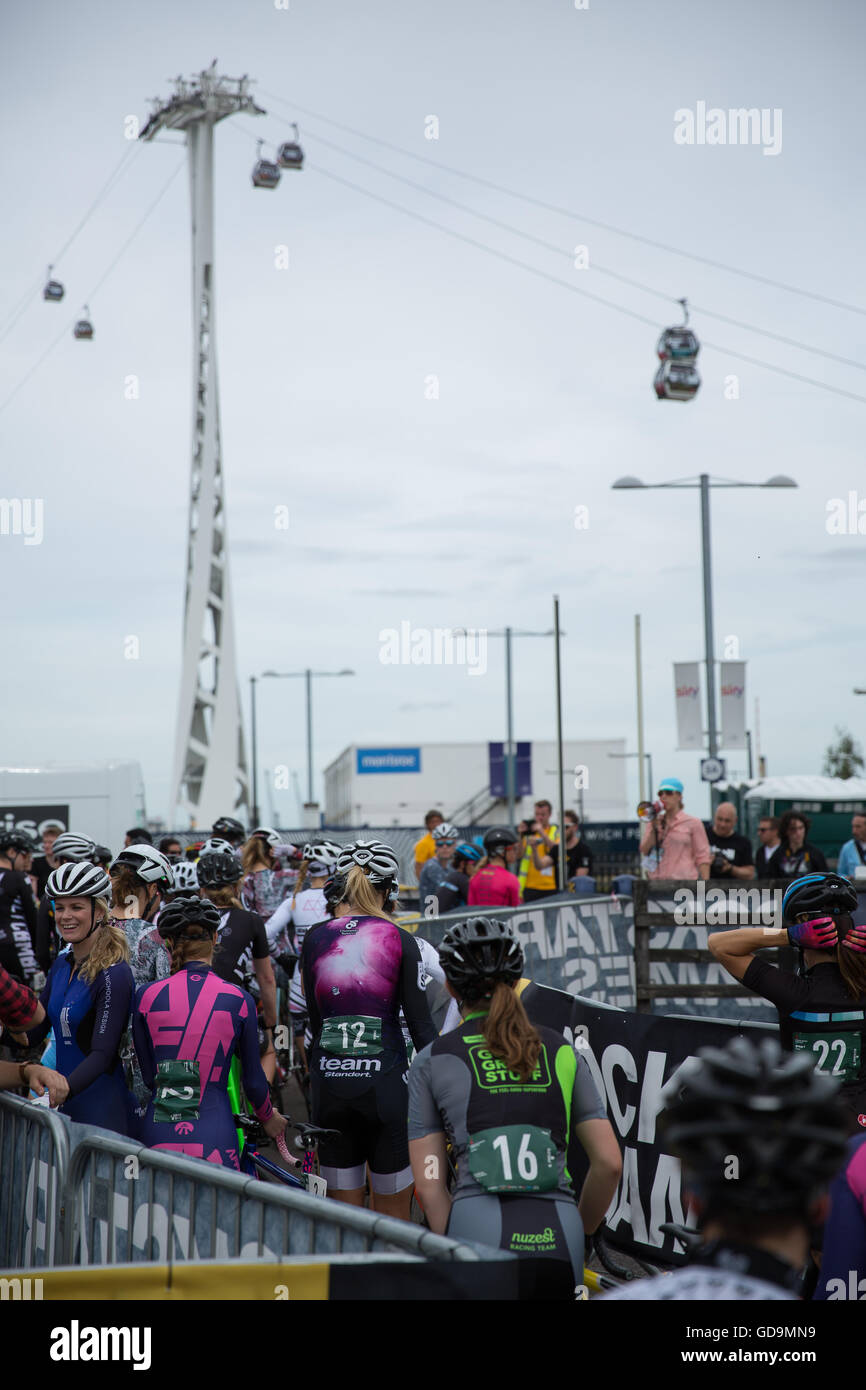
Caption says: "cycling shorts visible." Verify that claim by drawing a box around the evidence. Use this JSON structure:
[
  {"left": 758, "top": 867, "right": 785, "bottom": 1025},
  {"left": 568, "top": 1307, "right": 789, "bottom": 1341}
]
[
  {"left": 447, "top": 1193, "right": 584, "bottom": 1300},
  {"left": 311, "top": 1054, "right": 411, "bottom": 1191}
]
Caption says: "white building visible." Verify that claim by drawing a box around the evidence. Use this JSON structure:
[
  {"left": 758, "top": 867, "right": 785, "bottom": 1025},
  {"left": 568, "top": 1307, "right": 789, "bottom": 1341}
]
[
  {"left": 323, "top": 740, "right": 628, "bottom": 827},
  {"left": 0, "top": 761, "right": 147, "bottom": 851}
]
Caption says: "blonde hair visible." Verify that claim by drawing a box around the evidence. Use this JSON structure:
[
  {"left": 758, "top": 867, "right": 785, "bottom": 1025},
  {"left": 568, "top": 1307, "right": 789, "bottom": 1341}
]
[
  {"left": 241, "top": 838, "right": 271, "bottom": 874},
  {"left": 343, "top": 865, "right": 397, "bottom": 922},
  {"left": 169, "top": 924, "right": 215, "bottom": 975},
  {"left": 77, "top": 900, "right": 130, "bottom": 984},
  {"left": 202, "top": 884, "right": 242, "bottom": 911},
  {"left": 110, "top": 867, "right": 152, "bottom": 920}
]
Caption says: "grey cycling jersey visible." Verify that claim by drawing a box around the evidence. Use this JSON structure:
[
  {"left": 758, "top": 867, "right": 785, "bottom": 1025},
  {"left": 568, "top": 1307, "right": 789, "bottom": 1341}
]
[{"left": 601, "top": 1268, "right": 796, "bottom": 1301}]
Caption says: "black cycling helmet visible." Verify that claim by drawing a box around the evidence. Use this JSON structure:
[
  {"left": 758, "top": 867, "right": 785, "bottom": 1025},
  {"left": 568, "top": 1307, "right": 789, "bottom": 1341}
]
[
  {"left": 212, "top": 816, "right": 245, "bottom": 843},
  {"left": 659, "top": 1035, "right": 847, "bottom": 1216},
  {"left": 782, "top": 872, "right": 858, "bottom": 924},
  {"left": 196, "top": 851, "right": 243, "bottom": 889},
  {"left": 157, "top": 895, "right": 222, "bottom": 940},
  {"left": 438, "top": 916, "right": 524, "bottom": 994},
  {"left": 323, "top": 873, "right": 349, "bottom": 913},
  {"left": 482, "top": 826, "right": 519, "bottom": 856},
  {"left": 0, "top": 829, "right": 38, "bottom": 856}
]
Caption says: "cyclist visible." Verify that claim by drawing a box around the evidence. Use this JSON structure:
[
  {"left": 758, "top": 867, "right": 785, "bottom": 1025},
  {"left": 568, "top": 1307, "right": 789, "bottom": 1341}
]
[
  {"left": 109, "top": 844, "right": 172, "bottom": 983},
  {"left": 708, "top": 872, "right": 866, "bottom": 1132},
  {"left": 212, "top": 816, "right": 246, "bottom": 850},
  {"left": 815, "top": 1126, "right": 866, "bottom": 1299},
  {"left": 241, "top": 827, "right": 294, "bottom": 919},
  {"left": 601, "top": 1035, "right": 847, "bottom": 1301},
  {"left": 300, "top": 839, "right": 437, "bottom": 1218},
  {"left": 417, "top": 822, "right": 459, "bottom": 910},
  {"left": 409, "top": 916, "right": 620, "bottom": 1298},
  {"left": 467, "top": 828, "right": 521, "bottom": 908},
  {"left": 166, "top": 860, "right": 200, "bottom": 898},
  {"left": 0, "top": 830, "right": 40, "bottom": 990},
  {"left": 132, "top": 895, "right": 287, "bottom": 1167},
  {"left": 22, "top": 862, "right": 134, "bottom": 1134},
  {"left": 432, "top": 841, "right": 483, "bottom": 915},
  {"left": 265, "top": 842, "right": 339, "bottom": 1065},
  {"left": 34, "top": 832, "right": 97, "bottom": 972}
]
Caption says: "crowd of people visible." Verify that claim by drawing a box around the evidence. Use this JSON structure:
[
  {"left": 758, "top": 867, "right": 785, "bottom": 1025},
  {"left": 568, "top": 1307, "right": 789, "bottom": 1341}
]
[{"left": 1, "top": 810, "right": 866, "bottom": 1301}]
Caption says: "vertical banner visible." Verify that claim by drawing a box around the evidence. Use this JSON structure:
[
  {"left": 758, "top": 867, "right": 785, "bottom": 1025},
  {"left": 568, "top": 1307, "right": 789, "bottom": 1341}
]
[
  {"left": 673, "top": 662, "right": 702, "bottom": 750},
  {"left": 720, "top": 661, "right": 746, "bottom": 749}
]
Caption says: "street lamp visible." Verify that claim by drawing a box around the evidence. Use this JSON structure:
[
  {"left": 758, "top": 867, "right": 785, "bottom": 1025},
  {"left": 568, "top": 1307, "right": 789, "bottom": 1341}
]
[
  {"left": 482, "top": 628, "right": 561, "bottom": 825},
  {"left": 261, "top": 669, "right": 355, "bottom": 817},
  {"left": 612, "top": 474, "right": 796, "bottom": 769}
]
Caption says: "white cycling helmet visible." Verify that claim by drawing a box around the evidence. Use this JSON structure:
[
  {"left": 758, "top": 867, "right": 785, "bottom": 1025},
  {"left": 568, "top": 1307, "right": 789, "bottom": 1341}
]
[
  {"left": 304, "top": 841, "right": 341, "bottom": 872},
  {"left": 198, "top": 837, "right": 238, "bottom": 858},
  {"left": 336, "top": 839, "right": 400, "bottom": 884},
  {"left": 170, "top": 861, "right": 199, "bottom": 892},
  {"left": 110, "top": 844, "right": 174, "bottom": 887},
  {"left": 432, "top": 822, "right": 459, "bottom": 844},
  {"left": 46, "top": 861, "right": 112, "bottom": 899},
  {"left": 51, "top": 832, "right": 97, "bottom": 863},
  {"left": 252, "top": 826, "right": 282, "bottom": 847}
]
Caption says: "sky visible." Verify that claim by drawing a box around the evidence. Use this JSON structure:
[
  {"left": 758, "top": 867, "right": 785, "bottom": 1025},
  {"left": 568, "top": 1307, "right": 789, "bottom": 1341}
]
[{"left": 1, "top": 0, "right": 864, "bottom": 827}]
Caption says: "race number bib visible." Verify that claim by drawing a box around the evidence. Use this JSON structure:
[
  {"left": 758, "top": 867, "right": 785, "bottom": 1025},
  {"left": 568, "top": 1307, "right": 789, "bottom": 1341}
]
[
  {"left": 793, "top": 1030, "right": 861, "bottom": 1082},
  {"left": 468, "top": 1124, "right": 558, "bottom": 1194},
  {"left": 319, "top": 1015, "right": 383, "bottom": 1057},
  {"left": 153, "top": 1059, "right": 201, "bottom": 1124}
]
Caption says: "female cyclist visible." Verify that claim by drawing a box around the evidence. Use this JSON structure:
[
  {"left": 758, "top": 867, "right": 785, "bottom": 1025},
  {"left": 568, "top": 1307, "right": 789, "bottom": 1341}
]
[
  {"left": 24, "top": 862, "right": 134, "bottom": 1134},
  {"left": 299, "top": 839, "right": 437, "bottom": 1218},
  {"left": 709, "top": 871, "right": 866, "bottom": 1132},
  {"left": 109, "top": 844, "right": 173, "bottom": 984},
  {"left": 132, "top": 895, "right": 287, "bottom": 1167},
  {"left": 409, "top": 915, "right": 622, "bottom": 1299},
  {"left": 197, "top": 850, "right": 277, "bottom": 1085},
  {"left": 240, "top": 827, "right": 295, "bottom": 919},
  {"left": 265, "top": 842, "right": 340, "bottom": 1073},
  {"left": 467, "top": 828, "right": 521, "bottom": 908}
]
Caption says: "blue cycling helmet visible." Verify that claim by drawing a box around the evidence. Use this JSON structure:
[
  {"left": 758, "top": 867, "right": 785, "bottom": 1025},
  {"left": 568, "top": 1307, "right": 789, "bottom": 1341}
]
[
  {"left": 454, "top": 842, "right": 482, "bottom": 863},
  {"left": 782, "top": 872, "right": 857, "bottom": 924}
]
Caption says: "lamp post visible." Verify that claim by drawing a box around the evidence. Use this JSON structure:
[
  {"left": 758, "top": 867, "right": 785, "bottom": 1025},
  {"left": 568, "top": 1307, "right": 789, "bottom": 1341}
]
[
  {"left": 260, "top": 669, "right": 355, "bottom": 821},
  {"left": 612, "top": 474, "right": 796, "bottom": 781},
  {"left": 483, "top": 628, "right": 560, "bottom": 825}
]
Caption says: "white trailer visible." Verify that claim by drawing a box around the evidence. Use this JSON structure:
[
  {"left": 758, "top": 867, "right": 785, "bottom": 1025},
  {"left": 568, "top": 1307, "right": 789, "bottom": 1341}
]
[{"left": 0, "top": 761, "right": 147, "bottom": 852}]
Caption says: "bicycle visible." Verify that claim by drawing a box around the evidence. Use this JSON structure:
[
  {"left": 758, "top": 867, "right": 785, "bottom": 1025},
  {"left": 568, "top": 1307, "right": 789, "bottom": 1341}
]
[
  {"left": 234, "top": 1112, "right": 338, "bottom": 1199},
  {"left": 581, "top": 1222, "right": 697, "bottom": 1295}
]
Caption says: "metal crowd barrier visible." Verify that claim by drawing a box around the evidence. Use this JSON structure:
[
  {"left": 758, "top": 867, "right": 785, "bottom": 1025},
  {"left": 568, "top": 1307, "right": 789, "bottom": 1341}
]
[
  {"left": 0, "top": 1096, "right": 503, "bottom": 1270},
  {"left": 0, "top": 1093, "right": 69, "bottom": 1269}
]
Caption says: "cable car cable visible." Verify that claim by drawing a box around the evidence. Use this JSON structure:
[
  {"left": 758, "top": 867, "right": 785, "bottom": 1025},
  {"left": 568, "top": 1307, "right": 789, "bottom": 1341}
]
[
  {"left": 305, "top": 161, "right": 866, "bottom": 406},
  {"left": 260, "top": 88, "right": 866, "bottom": 319}
]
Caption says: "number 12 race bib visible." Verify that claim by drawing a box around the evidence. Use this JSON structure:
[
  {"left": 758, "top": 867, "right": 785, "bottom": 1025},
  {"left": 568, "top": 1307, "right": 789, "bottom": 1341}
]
[
  {"left": 320, "top": 1015, "right": 383, "bottom": 1057},
  {"left": 468, "top": 1125, "right": 559, "bottom": 1194}
]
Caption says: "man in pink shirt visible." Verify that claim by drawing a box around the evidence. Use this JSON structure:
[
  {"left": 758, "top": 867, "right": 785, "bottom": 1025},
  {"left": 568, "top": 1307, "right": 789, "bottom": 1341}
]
[{"left": 639, "top": 777, "right": 711, "bottom": 881}]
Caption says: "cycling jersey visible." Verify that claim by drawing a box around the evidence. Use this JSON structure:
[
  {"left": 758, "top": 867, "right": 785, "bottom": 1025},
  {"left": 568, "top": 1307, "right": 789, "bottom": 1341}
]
[
  {"left": 27, "top": 950, "right": 134, "bottom": 1134},
  {"left": 301, "top": 914, "right": 436, "bottom": 1186},
  {"left": 266, "top": 887, "right": 328, "bottom": 1013},
  {"left": 241, "top": 868, "right": 293, "bottom": 919},
  {"left": 0, "top": 868, "right": 40, "bottom": 988},
  {"left": 132, "top": 963, "right": 273, "bottom": 1168},
  {"left": 434, "top": 869, "right": 470, "bottom": 914},
  {"left": 467, "top": 864, "right": 521, "bottom": 909},
  {"left": 417, "top": 858, "right": 449, "bottom": 907},
  {"left": 814, "top": 1132, "right": 866, "bottom": 1300},
  {"left": 117, "top": 918, "right": 171, "bottom": 988},
  {"left": 601, "top": 1241, "right": 801, "bottom": 1301},
  {"left": 211, "top": 907, "right": 269, "bottom": 989},
  {"left": 742, "top": 957, "right": 866, "bottom": 1129}
]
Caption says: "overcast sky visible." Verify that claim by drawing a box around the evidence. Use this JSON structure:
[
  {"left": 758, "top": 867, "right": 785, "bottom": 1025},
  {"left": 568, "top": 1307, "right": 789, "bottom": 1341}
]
[{"left": 1, "top": 0, "right": 864, "bottom": 826}]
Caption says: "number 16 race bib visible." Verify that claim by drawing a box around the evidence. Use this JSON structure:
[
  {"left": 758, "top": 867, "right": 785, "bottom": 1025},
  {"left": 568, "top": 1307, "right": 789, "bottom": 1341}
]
[{"left": 468, "top": 1125, "right": 559, "bottom": 1194}]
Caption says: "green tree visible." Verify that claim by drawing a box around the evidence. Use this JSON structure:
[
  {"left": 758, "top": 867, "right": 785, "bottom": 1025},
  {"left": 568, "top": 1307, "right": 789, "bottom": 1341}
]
[{"left": 823, "top": 726, "right": 865, "bottom": 780}]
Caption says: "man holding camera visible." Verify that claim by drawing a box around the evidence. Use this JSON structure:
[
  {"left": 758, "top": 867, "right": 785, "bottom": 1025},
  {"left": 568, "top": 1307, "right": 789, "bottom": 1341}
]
[
  {"left": 705, "top": 801, "right": 755, "bottom": 881},
  {"left": 639, "top": 777, "right": 711, "bottom": 881},
  {"left": 518, "top": 799, "right": 560, "bottom": 902}
]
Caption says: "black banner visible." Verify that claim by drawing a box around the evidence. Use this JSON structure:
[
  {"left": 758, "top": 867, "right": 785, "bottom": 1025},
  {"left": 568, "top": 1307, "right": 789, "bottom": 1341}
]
[{"left": 0, "top": 806, "right": 68, "bottom": 840}]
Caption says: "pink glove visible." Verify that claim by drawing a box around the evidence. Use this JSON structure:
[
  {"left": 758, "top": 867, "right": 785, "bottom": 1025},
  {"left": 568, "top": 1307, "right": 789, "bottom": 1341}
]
[
  {"left": 841, "top": 922, "right": 866, "bottom": 954},
  {"left": 787, "top": 916, "right": 838, "bottom": 950}
]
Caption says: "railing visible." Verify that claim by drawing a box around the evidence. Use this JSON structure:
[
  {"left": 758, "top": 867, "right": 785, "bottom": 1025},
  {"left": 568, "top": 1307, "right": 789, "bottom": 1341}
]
[{"left": 0, "top": 1093, "right": 70, "bottom": 1268}]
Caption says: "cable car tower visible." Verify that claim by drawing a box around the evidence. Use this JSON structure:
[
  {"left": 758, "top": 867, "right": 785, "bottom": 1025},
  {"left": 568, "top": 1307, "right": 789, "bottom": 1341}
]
[{"left": 140, "top": 62, "right": 264, "bottom": 828}]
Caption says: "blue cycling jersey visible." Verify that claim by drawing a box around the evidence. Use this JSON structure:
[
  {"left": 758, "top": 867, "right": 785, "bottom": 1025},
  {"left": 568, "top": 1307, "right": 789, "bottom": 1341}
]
[
  {"left": 814, "top": 1132, "right": 866, "bottom": 1300},
  {"left": 29, "top": 950, "right": 133, "bottom": 1134}
]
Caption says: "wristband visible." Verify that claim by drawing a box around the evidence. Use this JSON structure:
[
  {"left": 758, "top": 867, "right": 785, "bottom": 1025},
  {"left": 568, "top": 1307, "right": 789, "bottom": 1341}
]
[{"left": 787, "top": 916, "right": 838, "bottom": 950}]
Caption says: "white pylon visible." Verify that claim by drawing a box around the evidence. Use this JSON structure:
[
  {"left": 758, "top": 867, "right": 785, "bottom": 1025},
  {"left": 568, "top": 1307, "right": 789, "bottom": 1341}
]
[{"left": 141, "top": 63, "right": 263, "bottom": 827}]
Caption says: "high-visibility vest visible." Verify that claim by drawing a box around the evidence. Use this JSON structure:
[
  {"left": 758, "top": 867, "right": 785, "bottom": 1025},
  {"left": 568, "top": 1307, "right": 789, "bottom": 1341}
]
[{"left": 518, "top": 824, "right": 559, "bottom": 893}]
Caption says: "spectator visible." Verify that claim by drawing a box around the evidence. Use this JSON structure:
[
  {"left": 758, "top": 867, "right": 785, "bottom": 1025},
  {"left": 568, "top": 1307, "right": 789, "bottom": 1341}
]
[
  {"left": 418, "top": 823, "right": 459, "bottom": 910},
  {"left": 561, "top": 811, "right": 594, "bottom": 885},
  {"left": 836, "top": 813, "right": 866, "bottom": 882},
  {"left": 30, "top": 822, "right": 65, "bottom": 897},
  {"left": 755, "top": 816, "right": 782, "bottom": 879},
  {"left": 518, "top": 800, "right": 560, "bottom": 903},
  {"left": 433, "top": 842, "right": 483, "bottom": 915},
  {"left": 776, "top": 811, "right": 828, "bottom": 878},
  {"left": 159, "top": 836, "right": 183, "bottom": 861},
  {"left": 639, "top": 777, "right": 711, "bottom": 881},
  {"left": 124, "top": 828, "right": 153, "bottom": 847},
  {"left": 705, "top": 802, "right": 755, "bottom": 881},
  {"left": 413, "top": 810, "right": 445, "bottom": 882},
  {"left": 468, "top": 828, "right": 521, "bottom": 908}
]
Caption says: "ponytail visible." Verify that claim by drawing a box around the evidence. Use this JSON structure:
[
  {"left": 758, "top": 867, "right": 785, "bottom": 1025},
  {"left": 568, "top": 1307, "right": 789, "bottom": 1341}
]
[
  {"left": 836, "top": 916, "right": 866, "bottom": 1000},
  {"left": 169, "top": 925, "right": 215, "bottom": 975},
  {"left": 464, "top": 980, "right": 541, "bottom": 1083},
  {"left": 292, "top": 861, "right": 309, "bottom": 907},
  {"left": 343, "top": 865, "right": 397, "bottom": 922}
]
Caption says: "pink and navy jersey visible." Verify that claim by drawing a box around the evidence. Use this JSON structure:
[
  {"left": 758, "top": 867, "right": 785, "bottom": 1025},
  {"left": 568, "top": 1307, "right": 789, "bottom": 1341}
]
[{"left": 132, "top": 962, "right": 272, "bottom": 1168}]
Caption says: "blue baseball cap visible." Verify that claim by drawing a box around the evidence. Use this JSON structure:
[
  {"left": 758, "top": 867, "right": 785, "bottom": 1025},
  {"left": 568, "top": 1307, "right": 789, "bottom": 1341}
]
[{"left": 658, "top": 777, "right": 684, "bottom": 793}]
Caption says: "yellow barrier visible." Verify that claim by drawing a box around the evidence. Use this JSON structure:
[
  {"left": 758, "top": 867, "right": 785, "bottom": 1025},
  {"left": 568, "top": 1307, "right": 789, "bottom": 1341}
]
[{"left": 5, "top": 1261, "right": 329, "bottom": 1301}]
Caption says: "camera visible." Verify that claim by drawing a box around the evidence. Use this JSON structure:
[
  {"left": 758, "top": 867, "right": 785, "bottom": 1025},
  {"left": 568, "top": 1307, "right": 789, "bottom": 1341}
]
[{"left": 711, "top": 852, "right": 731, "bottom": 875}]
